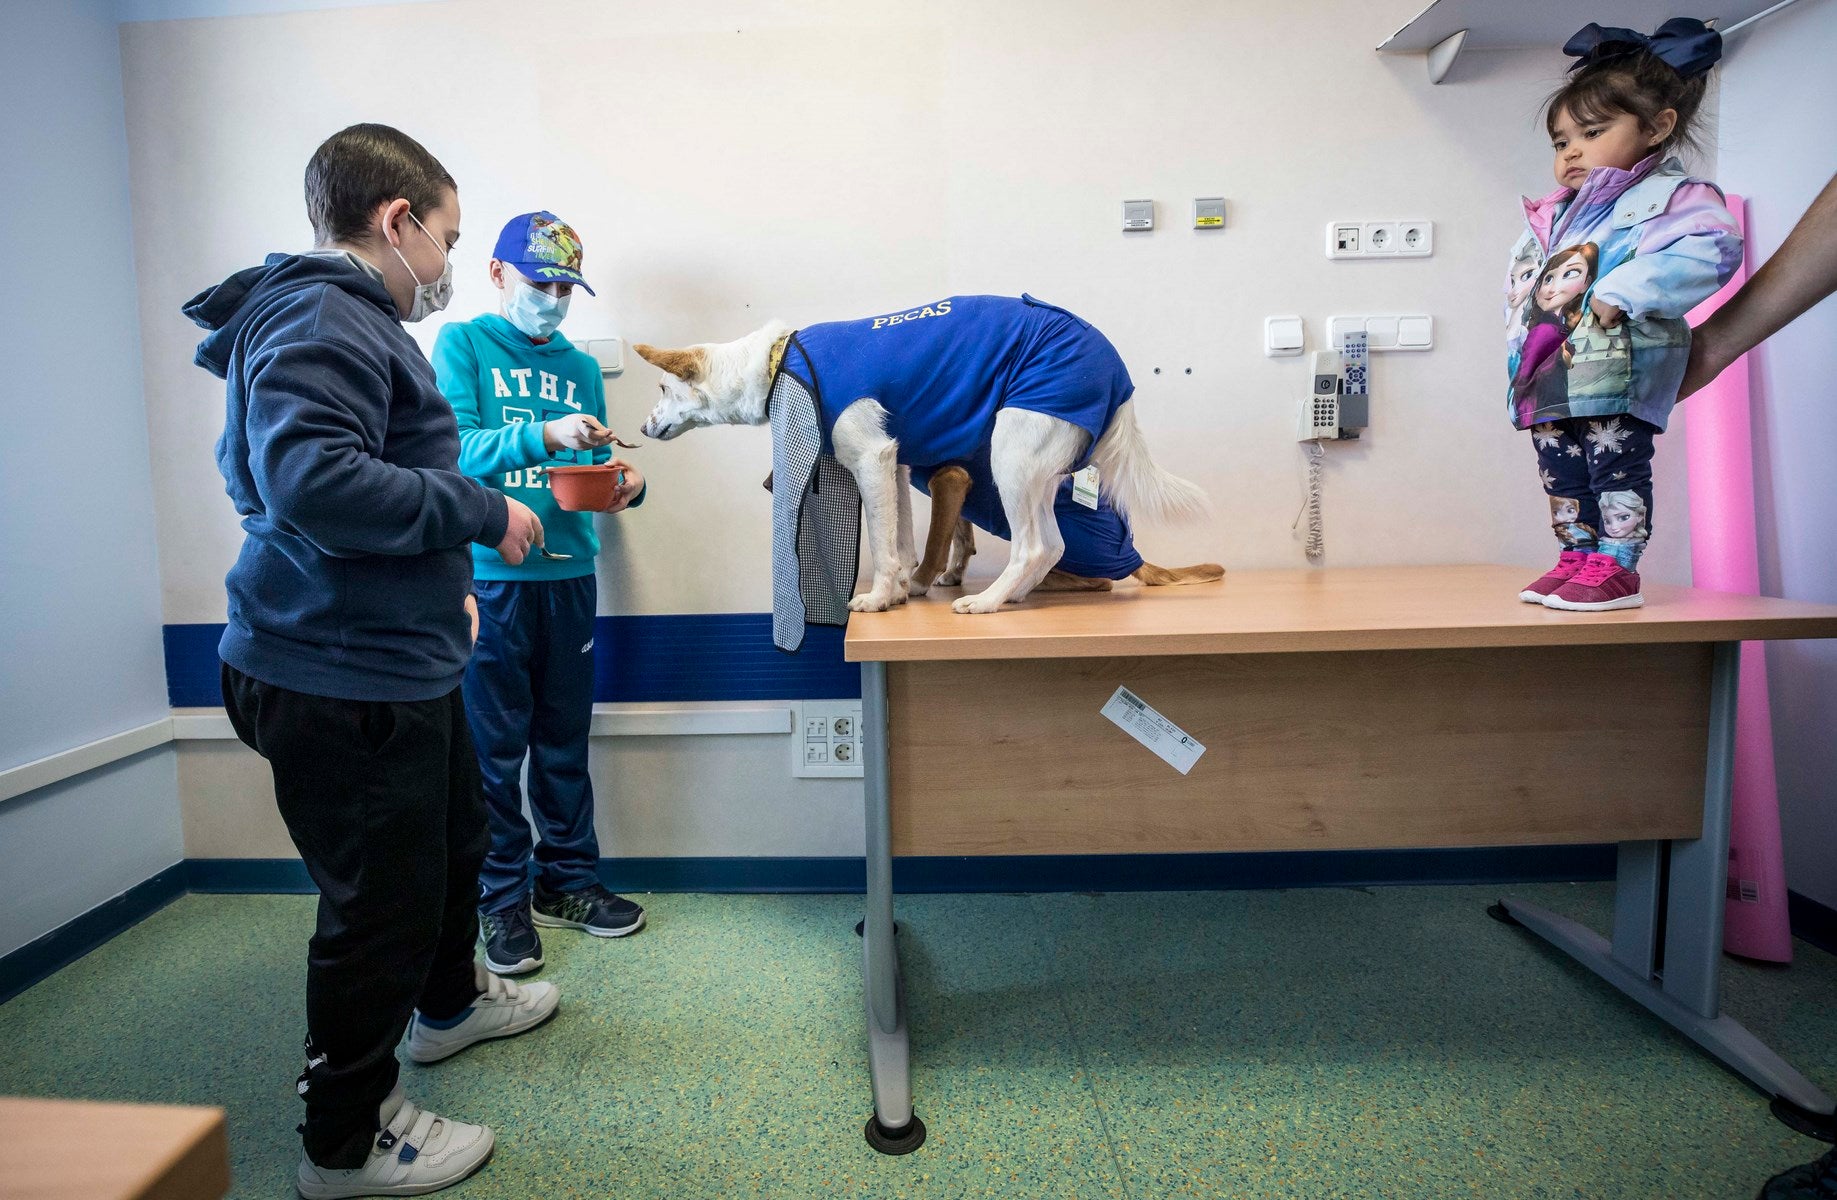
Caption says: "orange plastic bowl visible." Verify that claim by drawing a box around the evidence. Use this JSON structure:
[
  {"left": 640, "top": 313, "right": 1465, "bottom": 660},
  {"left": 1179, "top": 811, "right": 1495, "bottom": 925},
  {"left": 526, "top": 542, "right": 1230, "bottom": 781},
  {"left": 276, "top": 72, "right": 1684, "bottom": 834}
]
[{"left": 545, "top": 464, "right": 620, "bottom": 512}]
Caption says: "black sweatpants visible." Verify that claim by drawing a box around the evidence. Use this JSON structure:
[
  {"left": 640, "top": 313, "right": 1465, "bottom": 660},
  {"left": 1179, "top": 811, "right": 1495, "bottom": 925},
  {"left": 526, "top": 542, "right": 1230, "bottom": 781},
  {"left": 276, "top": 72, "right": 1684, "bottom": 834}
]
[{"left": 222, "top": 663, "right": 488, "bottom": 1168}]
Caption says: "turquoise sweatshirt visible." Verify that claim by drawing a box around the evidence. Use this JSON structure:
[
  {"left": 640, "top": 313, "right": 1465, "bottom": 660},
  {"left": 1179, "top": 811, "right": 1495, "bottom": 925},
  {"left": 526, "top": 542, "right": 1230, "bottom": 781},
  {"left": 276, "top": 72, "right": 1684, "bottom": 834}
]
[{"left": 433, "top": 314, "right": 644, "bottom": 581}]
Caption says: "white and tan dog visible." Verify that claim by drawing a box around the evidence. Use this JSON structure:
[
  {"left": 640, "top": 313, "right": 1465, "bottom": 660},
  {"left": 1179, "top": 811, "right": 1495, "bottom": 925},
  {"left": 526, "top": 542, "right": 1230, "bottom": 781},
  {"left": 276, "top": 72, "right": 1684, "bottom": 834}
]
[{"left": 635, "top": 297, "right": 1206, "bottom": 615}]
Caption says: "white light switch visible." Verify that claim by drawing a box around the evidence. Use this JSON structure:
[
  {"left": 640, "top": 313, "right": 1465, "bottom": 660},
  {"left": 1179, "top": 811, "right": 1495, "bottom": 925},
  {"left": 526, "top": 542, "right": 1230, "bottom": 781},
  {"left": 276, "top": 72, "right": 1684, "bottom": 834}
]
[
  {"left": 583, "top": 337, "right": 624, "bottom": 375},
  {"left": 1264, "top": 315, "right": 1305, "bottom": 358},
  {"left": 1327, "top": 314, "right": 1433, "bottom": 352}
]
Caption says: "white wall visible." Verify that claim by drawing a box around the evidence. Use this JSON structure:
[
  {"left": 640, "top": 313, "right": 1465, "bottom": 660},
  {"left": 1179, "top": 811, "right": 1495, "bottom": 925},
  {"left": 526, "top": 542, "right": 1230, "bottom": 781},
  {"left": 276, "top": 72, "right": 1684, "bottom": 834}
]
[
  {"left": 122, "top": 0, "right": 1692, "bottom": 624},
  {"left": 1717, "top": 0, "right": 1837, "bottom": 911},
  {"left": 114, "top": 0, "right": 1708, "bottom": 861},
  {"left": 0, "top": 0, "right": 181, "bottom": 955}
]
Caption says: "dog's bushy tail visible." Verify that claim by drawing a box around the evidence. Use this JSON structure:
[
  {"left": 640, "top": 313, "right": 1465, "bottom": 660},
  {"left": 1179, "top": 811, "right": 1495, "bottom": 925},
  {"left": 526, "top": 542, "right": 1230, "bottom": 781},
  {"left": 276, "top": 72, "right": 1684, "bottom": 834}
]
[{"left": 1089, "top": 399, "right": 1208, "bottom": 525}]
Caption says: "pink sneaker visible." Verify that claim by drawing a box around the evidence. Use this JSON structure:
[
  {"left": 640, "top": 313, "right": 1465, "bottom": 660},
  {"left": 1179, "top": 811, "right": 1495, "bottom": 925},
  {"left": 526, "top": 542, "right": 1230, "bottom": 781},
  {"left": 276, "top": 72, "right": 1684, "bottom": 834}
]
[
  {"left": 1543, "top": 553, "right": 1643, "bottom": 611},
  {"left": 1518, "top": 550, "right": 1591, "bottom": 603}
]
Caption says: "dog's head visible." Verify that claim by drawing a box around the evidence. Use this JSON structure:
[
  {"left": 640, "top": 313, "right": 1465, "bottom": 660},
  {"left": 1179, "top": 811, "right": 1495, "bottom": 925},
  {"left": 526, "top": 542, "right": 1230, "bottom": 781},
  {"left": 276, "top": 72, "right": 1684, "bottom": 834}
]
[{"left": 634, "top": 343, "right": 716, "bottom": 440}]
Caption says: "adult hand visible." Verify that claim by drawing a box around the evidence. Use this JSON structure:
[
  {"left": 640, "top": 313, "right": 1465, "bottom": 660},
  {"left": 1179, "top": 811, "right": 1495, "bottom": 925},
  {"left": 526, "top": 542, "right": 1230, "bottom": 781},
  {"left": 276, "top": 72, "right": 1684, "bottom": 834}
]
[
  {"left": 464, "top": 593, "right": 479, "bottom": 645},
  {"left": 603, "top": 461, "right": 645, "bottom": 513},
  {"left": 1679, "top": 327, "right": 1733, "bottom": 401},
  {"left": 497, "top": 497, "right": 544, "bottom": 565},
  {"left": 544, "top": 414, "right": 615, "bottom": 452},
  {"left": 1589, "top": 296, "right": 1625, "bottom": 329}
]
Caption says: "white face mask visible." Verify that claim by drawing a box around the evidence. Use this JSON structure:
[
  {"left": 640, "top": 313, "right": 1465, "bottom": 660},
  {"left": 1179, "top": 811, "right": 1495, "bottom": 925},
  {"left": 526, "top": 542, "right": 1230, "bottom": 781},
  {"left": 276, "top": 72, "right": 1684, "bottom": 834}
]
[
  {"left": 503, "top": 275, "right": 571, "bottom": 339},
  {"left": 390, "top": 211, "right": 453, "bottom": 322}
]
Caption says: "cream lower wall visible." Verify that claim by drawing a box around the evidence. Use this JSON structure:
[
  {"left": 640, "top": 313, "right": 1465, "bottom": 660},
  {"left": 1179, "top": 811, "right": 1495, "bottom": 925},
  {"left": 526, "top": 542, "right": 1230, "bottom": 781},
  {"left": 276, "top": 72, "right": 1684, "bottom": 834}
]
[{"left": 180, "top": 733, "right": 865, "bottom": 862}]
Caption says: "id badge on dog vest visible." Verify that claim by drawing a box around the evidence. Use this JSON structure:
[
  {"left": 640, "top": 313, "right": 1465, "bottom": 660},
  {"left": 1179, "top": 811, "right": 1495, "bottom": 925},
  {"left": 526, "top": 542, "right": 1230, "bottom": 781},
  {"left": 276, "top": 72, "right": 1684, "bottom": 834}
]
[{"left": 1072, "top": 465, "right": 1100, "bottom": 510}]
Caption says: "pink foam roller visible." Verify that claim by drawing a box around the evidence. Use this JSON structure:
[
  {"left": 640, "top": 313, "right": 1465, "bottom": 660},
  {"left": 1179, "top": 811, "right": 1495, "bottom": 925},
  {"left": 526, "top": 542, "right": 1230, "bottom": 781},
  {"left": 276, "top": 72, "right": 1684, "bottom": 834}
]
[{"left": 1684, "top": 195, "right": 1793, "bottom": 964}]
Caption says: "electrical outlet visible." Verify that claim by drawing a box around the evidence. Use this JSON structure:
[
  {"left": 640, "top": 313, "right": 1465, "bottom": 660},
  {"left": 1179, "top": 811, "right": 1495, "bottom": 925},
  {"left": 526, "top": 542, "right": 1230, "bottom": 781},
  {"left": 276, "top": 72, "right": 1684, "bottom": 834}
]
[
  {"left": 1327, "top": 220, "right": 1434, "bottom": 259},
  {"left": 793, "top": 700, "right": 864, "bottom": 778}
]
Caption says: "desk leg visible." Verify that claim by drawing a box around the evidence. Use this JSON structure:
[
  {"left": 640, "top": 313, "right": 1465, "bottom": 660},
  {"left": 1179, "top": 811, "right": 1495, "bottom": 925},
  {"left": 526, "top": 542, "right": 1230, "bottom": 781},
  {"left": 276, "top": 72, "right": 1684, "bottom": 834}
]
[
  {"left": 860, "top": 660, "right": 925, "bottom": 1155},
  {"left": 1499, "top": 642, "right": 1835, "bottom": 1129}
]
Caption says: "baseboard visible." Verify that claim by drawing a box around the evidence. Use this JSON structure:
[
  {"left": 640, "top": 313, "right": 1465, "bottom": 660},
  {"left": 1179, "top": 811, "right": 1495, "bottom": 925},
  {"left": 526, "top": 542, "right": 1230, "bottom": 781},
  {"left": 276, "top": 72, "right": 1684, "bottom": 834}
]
[
  {"left": 182, "top": 845, "right": 1620, "bottom": 897},
  {"left": 1788, "top": 890, "right": 1837, "bottom": 958},
  {"left": 0, "top": 863, "right": 188, "bottom": 1005},
  {"left": 184, "top": 858, "right": 318, "bottom": 893},
  {"left": 17, "top": 853, "right": 1828, "bottom": 1009}
]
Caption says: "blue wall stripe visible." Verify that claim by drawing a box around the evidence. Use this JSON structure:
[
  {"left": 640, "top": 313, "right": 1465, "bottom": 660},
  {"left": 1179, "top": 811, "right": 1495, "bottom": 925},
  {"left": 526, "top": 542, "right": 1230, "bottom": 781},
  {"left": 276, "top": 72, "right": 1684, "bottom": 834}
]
[
  {"left": 162, "top": 614, "right": 859, "bottom": 707},
  {"left": 163, "top": 624, "right": 228, "bottom": 708}
]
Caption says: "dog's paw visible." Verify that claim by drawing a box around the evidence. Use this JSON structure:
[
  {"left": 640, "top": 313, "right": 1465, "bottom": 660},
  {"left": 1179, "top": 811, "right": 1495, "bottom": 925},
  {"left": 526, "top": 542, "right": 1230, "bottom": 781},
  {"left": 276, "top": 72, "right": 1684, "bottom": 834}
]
[
  {"left": 952, "top": 592, "right": 1005, "bottom": 614},
  {"left": 936, "top": 570, "right": 964, "bottom": 587},
  {"left": 907, "top": 575, "right": 932, "bottom": 597},
  {"left": 849, "top": 588, "right": 903, "bottom": 613}
]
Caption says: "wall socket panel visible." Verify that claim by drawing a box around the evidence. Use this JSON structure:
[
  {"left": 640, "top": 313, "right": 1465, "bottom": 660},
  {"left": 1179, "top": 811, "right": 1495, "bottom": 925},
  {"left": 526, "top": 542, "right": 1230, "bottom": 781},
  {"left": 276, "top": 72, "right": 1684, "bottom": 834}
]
[
  {"left": 1325, "top": 220, "right": 1433, "bottom": 259},
  {"left": 793, "top": 700, "right": 864, "bottom": 778}
]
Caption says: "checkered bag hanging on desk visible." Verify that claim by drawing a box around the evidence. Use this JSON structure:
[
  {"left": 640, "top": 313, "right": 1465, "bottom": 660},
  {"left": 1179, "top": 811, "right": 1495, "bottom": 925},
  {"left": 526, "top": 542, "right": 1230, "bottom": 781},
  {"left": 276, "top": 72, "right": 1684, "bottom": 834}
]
[{"left": 769, "top": 358, "right": 861, "bottom": 652}]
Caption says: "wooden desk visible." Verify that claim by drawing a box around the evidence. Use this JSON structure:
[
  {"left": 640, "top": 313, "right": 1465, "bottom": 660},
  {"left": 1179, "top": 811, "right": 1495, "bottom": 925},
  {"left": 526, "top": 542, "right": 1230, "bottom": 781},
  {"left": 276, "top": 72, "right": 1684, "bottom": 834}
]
[
  {"left": 0, "top": 1097, "right": 229, "bottom": 1200},
  {"left": 842, "top": 565, "right": 1837, "bottom": 1154}
]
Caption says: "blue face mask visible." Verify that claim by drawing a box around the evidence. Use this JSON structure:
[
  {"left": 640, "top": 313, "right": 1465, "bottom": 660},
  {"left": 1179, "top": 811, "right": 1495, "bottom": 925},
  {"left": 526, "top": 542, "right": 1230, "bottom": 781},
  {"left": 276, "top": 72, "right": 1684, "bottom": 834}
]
[{"left": 504, "top": 276, "right": 571, "bottom": 339}]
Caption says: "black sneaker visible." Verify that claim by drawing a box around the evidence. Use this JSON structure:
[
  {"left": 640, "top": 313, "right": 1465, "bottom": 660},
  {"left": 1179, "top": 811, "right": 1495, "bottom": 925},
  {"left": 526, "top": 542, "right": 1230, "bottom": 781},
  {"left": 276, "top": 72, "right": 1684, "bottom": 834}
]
[
  {"left": 532, "top": 882, "right": 646, "bottom": 938},
  {"left": 1759, "top": 1148, "right": 1837, "bottom": 1200},
  {"left": 480, "top": 905, "right": 543, "bottom": 976}
]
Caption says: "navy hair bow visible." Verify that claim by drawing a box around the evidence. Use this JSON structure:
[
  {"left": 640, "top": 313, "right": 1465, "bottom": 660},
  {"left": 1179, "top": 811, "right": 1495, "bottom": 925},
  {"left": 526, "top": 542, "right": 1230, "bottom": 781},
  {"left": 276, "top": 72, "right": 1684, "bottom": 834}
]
[{"left": 1564, "top": 18, "right": 1722, "bottom": 78}]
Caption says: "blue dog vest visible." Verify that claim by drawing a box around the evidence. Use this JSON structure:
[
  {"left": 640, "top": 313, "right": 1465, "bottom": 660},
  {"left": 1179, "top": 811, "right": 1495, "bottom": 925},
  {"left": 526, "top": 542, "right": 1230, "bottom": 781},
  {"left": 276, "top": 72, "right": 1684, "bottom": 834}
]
[{"left": 784, "top": 294, "right": 1134, "bottom": 471}]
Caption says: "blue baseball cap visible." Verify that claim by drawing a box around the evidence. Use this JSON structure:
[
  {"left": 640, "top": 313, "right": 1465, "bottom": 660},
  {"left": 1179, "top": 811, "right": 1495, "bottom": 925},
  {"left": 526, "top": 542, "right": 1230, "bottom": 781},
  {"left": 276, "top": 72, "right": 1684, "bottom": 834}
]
[{"left": 493, "top": 211, "right": 595, "bottom": 295}]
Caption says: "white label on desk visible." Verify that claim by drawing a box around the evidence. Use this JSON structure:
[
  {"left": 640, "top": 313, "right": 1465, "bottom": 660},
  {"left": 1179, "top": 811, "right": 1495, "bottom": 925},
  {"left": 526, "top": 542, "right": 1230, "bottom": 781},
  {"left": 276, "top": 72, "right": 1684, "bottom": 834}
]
[{"left": 1101, "top": 686, "right": 1205, "bottom": 775}]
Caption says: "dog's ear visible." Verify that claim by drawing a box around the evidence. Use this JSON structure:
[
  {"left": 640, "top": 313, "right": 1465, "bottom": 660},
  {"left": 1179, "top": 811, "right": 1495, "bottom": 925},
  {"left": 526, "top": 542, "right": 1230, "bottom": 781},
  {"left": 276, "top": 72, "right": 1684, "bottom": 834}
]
[{"left": 632, "top": 343, "right": 708, "bottom": 383}]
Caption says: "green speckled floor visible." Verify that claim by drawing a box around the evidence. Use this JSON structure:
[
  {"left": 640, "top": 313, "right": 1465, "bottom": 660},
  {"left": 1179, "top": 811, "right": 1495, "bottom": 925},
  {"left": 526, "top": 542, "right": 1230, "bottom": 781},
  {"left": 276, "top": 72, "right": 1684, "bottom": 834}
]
[{"left": 2, "top": 885, "right": 1832, "bottom": 1198}]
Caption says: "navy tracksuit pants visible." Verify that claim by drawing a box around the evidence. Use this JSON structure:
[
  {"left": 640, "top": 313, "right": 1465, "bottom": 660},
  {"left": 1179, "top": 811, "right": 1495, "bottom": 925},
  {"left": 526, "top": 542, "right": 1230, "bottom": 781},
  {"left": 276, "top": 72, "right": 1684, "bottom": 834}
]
[{"left": 464, "top": 576, "right": 602, "bottom": 914}]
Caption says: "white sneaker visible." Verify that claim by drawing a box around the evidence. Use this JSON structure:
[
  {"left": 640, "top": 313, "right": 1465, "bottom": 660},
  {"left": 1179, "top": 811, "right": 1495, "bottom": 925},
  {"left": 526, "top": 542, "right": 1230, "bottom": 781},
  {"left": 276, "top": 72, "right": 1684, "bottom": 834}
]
[
  {"left": 405, "top": 961, "right": 559, "bottom": 1064},
  {"left": 295, "top": 1085, "right": 493, "bottom": 1198}
]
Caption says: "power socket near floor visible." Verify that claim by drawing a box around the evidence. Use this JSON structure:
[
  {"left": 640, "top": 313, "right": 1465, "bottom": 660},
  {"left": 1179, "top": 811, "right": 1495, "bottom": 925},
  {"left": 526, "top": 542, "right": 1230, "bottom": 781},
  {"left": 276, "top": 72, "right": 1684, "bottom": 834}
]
[{"left": 793, "top": 700, "right": 864, "bottom": 778}]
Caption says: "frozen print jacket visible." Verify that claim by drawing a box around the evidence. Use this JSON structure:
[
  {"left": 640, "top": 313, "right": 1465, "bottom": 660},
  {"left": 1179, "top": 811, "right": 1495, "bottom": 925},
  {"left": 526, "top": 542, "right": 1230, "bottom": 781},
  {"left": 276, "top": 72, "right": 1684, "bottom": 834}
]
[{"left": 1503, "top": 154, "right": 1740, "bottom": 432}]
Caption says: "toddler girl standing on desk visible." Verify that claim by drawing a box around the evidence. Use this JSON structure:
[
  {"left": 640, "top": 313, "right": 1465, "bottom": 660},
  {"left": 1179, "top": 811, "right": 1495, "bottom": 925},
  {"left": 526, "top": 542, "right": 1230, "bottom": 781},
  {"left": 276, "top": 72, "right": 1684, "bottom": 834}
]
[{"left": 1508, "top": 19, "right": 1741, "bottom": 611}]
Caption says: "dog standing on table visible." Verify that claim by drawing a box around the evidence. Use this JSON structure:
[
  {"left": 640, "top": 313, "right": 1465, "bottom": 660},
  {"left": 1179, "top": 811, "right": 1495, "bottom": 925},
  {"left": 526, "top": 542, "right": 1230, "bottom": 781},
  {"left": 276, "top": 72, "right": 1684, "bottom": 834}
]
[{"left": 636, "top": 294, "right": 1209, "bottom": 614}]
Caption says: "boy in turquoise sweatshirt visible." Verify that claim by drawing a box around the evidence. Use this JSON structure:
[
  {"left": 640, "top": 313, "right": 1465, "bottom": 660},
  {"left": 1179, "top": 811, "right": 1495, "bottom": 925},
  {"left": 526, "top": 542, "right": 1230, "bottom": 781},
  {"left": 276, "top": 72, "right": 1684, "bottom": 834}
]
[{"left": 433, "top": 211, "right": 647, "bottom": 976}]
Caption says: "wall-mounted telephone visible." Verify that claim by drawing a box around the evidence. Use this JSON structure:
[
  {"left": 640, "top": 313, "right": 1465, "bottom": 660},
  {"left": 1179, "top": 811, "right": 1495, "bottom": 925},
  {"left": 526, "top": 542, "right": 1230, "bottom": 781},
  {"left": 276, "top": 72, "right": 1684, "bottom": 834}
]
[
  {"left": 1299, "top": 351, "right": 1344, "bottom": 441},
  {"left": 1293, "top": 333, "right": 1372, "bottom": 564},
  {"left": 1296, "top": 339, "right": 1371, "bottom": 442}
]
